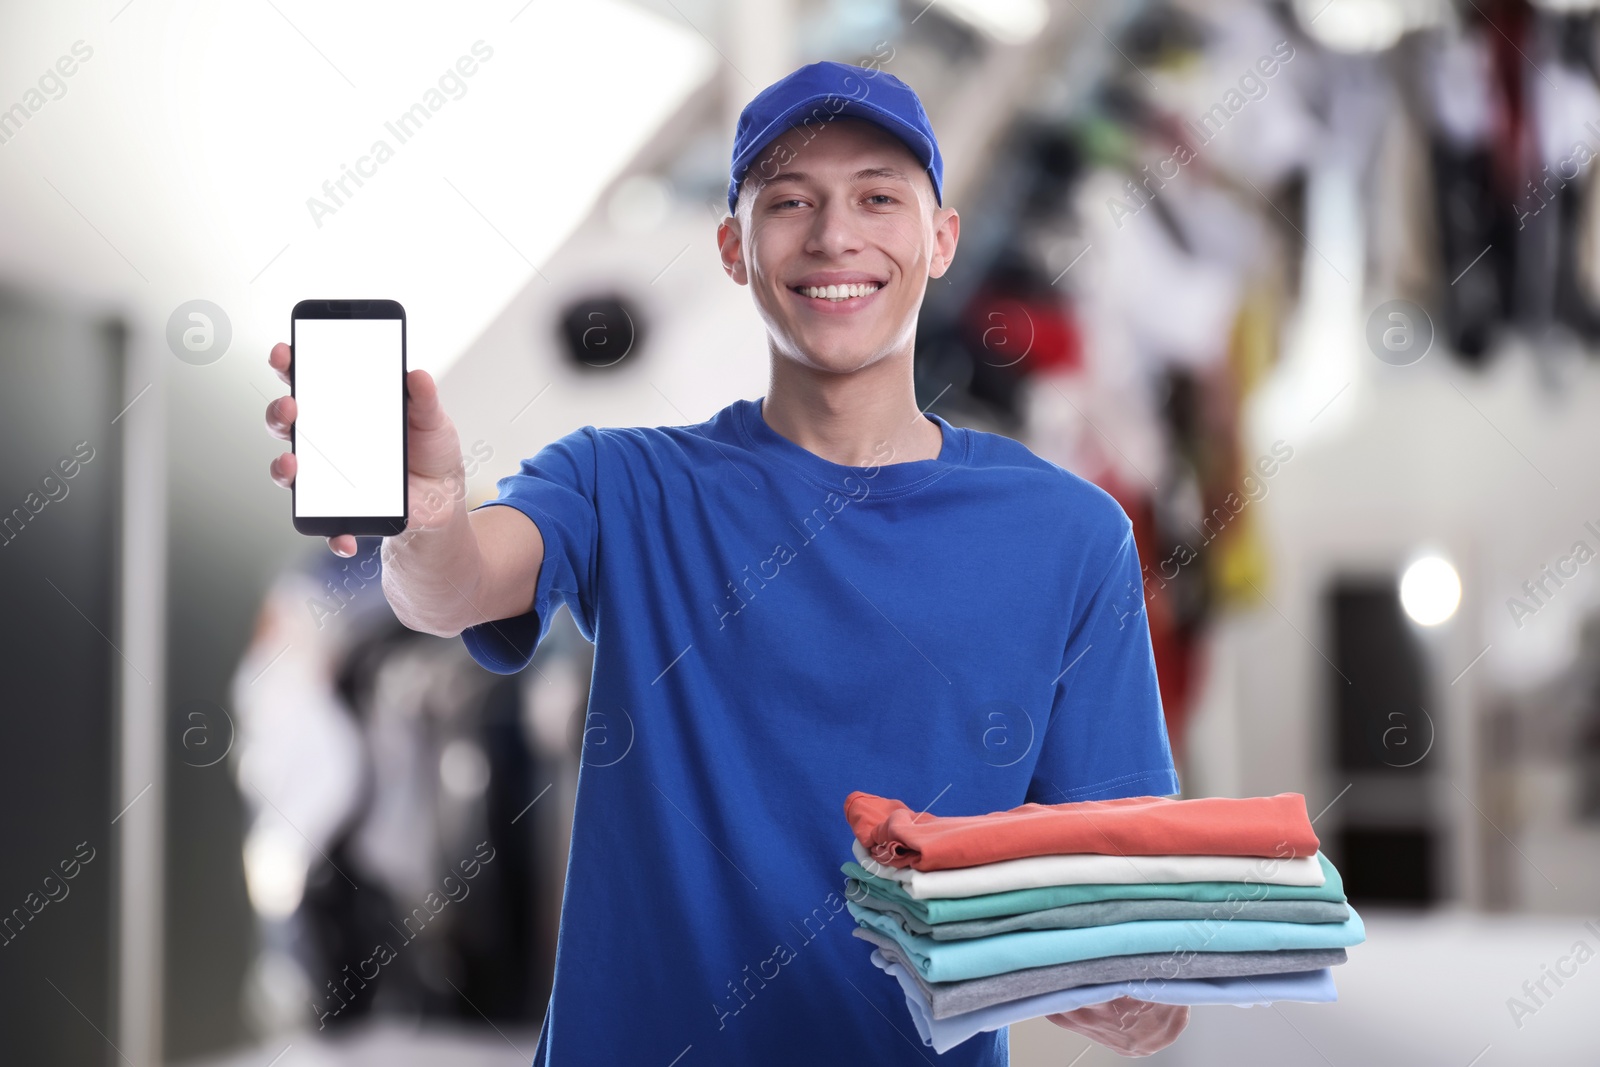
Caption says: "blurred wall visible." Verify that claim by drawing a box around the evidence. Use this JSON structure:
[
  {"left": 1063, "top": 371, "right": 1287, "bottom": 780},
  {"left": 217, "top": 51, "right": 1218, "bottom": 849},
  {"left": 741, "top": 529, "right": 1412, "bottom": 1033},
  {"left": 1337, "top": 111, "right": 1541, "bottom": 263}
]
[
  {"left": 0, "top": 283, "right": 120, "bottom": 1064},
  {"left": 162, "top": 328, "right": 323, "bottom": 1057}
]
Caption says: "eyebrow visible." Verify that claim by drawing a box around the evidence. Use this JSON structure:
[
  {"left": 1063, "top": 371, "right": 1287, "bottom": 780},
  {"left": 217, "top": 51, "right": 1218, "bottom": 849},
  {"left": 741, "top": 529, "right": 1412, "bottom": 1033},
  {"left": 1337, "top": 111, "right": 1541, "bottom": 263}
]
[{"left": 760, "top": 166, "right": 913, "bottom": 189}]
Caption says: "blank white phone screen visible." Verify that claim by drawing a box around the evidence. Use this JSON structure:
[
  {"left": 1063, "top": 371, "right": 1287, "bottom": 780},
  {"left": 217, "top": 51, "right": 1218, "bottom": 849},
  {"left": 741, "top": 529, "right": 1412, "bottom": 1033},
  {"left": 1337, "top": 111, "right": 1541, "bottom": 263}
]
[{"left": 293, "top": 317, "right": 404, "bottom": 518}]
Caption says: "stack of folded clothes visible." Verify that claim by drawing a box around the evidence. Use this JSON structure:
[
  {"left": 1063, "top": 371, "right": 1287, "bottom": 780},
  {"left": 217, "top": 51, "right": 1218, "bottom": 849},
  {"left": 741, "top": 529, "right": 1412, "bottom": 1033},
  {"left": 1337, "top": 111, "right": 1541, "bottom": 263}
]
[{"left": 840, "top": 790, "right": 1365, "bottom": 1053}]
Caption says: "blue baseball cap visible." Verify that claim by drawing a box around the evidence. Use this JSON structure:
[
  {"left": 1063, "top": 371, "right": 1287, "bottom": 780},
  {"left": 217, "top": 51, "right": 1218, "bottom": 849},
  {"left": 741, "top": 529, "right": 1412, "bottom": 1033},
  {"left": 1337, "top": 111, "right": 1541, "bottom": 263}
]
[{"left": 727, "top": 60, "right": 944, "bottom": 216}]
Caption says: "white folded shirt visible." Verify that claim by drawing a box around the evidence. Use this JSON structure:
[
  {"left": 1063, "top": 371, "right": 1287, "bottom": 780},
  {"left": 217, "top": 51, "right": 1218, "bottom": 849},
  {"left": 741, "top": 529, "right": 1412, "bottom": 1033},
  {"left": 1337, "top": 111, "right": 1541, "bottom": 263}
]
[{"left": 850, "top": 838, "right": 1327, "bottom": 899}]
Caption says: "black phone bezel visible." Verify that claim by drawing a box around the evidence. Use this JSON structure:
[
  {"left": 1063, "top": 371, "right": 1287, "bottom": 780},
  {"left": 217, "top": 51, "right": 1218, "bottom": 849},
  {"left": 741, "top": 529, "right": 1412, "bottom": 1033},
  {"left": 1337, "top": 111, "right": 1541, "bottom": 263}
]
[{"left": 289, "top": 299, "right": 409, "bottom": 537}]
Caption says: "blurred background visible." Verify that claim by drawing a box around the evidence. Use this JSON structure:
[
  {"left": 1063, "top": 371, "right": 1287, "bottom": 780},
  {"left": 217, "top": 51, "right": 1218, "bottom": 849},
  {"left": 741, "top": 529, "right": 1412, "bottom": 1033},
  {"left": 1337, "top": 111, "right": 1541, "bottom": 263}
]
[{"left": 3, "top": 0, "right": 1599, "bottom": 1063}]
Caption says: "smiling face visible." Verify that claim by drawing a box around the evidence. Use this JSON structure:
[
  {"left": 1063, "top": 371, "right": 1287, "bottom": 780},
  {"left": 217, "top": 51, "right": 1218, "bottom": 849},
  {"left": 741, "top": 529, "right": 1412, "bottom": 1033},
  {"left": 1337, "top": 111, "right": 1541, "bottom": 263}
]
[{"left": 717, "top": 116, "right": 959, "bottom": 375}]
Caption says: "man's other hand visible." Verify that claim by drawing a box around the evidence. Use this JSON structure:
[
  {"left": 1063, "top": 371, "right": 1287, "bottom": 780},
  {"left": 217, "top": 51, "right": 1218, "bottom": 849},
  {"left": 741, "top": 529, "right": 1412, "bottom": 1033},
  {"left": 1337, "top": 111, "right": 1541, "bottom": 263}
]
[{"left": 1045, "top": 996, "right": 1189, "bottom": 1057}]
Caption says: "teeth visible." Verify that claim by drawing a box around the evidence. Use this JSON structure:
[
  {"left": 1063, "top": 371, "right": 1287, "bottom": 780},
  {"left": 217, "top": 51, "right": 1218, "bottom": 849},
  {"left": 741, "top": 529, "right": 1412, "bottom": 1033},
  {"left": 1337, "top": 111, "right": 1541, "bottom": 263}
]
[{"left": 799, "top": 283, "right": 881, "bottom": 301}]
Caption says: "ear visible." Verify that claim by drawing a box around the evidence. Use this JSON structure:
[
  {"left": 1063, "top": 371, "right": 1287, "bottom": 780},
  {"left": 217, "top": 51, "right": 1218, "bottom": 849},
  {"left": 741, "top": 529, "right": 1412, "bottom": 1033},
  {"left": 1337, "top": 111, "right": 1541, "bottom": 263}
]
[
  {"left": 717, "top": 214, "right": 749, "bottom": 285},
  {"left": 927, "top": 205, "right": 960, "bottom": 280}
]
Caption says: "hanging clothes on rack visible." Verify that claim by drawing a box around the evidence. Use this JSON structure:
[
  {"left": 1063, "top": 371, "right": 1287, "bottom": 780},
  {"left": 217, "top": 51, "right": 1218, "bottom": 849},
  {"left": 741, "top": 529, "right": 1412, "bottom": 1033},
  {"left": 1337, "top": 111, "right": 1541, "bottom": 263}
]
[
  {"left": 1532, "top": 9, "right": 1600, "bottom": 350},
  {"left": 1421, "top": 11, "right": 1511, "bottom": 363}
]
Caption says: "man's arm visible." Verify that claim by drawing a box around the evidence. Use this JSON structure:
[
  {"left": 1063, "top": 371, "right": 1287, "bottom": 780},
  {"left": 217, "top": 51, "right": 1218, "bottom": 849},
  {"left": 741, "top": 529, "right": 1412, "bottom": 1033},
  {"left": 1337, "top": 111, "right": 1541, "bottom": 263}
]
[
  {"left": 264, "top": 341, "right": 546, "bottom": 637},
  {"left": 381, "top": 504, "right": 545, "bottom": 638},
  {"left": 1027, "top": 521, "right": 1181, "bottom": 805}
]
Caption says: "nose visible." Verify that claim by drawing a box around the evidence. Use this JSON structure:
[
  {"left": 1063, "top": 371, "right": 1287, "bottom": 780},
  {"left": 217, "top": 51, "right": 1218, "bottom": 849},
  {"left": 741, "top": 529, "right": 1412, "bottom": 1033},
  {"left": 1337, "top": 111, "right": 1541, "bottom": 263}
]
[{"left": 805, "top": 190, "right": 866, "bottom": 260}]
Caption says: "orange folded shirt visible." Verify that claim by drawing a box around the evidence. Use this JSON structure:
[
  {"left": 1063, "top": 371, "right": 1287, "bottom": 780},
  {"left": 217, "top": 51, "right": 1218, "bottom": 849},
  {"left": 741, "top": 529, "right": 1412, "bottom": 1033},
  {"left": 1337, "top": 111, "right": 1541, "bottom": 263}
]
[{"left": 844, "top": 791, "right": 1320, "bottom": 871}]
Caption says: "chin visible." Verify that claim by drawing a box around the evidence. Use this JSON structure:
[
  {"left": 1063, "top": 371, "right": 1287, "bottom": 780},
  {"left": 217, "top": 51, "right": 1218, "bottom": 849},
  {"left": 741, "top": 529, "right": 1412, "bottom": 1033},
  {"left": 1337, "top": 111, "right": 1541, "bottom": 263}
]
[{"left": 788, "top": 342, "right": 883, "bottom": 375}]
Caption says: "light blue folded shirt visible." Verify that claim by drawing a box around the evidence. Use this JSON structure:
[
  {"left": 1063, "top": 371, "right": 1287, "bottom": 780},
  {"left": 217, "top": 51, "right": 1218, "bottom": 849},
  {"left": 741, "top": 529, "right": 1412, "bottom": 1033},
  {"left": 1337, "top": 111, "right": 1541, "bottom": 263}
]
[
  {"left": 847, "top": 900, "right": 1366, "bottom": 982},
  {"left": 866, "top": 947, "right": 1339, "bottom": 1054}
]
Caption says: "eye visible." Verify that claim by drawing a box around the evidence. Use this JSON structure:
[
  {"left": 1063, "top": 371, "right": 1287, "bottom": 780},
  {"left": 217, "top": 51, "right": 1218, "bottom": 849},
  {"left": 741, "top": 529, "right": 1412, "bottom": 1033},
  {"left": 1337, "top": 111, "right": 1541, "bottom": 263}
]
[
  {"left": 866, "top": 194, "right": 896, "bottom": 205},
  {"left": 770, "top": 198, "right": 806, "bottom": 210}
]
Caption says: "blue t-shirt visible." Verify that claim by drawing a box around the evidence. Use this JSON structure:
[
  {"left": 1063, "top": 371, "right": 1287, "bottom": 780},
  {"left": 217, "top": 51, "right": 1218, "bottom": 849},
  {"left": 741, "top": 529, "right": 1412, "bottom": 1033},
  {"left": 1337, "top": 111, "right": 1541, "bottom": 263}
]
[{"left": 461, "top": 396, "right": 1180, "bottom": 1065}]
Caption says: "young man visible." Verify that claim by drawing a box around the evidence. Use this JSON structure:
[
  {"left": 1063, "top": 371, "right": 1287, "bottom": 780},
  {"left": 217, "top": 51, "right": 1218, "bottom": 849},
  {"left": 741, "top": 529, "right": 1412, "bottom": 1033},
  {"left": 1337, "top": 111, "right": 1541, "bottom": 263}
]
[{"left": 265, "top": 61, "right": 1186, "bottom": 1064}]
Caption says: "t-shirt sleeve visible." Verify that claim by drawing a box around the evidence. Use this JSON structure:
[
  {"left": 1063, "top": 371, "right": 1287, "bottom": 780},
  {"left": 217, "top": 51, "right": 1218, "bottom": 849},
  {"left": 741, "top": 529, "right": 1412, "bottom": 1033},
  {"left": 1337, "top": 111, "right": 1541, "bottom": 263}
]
[
  {"left": 1025, "top": 521, "right": 1182, "bottom": 804},
  {"left": 459, "top": 426, "right": 601, "bottom": 674}
]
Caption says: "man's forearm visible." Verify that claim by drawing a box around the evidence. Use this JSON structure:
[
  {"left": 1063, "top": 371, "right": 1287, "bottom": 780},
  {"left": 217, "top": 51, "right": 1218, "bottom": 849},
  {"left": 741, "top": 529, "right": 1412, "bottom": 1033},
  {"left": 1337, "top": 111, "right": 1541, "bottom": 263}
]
[{"left": 380, "top": 498, "right": 488, "bottom": 638}]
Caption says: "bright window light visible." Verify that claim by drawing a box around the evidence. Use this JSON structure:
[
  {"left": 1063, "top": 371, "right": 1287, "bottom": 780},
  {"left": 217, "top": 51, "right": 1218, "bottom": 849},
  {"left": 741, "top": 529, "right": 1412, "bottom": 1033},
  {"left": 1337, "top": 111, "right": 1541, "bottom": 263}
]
[
  {"left": 937, "top": 0, "right": 1050, "bottom": 45},
  {"left": 171, "top": 0, "right": 714, "bottom": 380}
]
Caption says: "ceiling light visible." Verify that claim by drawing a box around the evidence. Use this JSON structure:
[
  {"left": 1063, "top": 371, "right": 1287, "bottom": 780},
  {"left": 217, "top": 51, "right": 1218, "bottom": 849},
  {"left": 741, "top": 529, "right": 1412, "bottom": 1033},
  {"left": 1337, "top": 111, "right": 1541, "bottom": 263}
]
[{"left": 1400, "top": 555, "right": 1461, "bottom": 626}]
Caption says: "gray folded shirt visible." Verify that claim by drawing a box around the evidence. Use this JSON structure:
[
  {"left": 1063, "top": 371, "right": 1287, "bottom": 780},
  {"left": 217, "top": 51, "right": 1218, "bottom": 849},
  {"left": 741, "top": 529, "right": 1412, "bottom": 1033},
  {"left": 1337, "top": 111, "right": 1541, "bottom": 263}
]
[
  {"left": 845, "top": 878, "right": 1349, "bottom": 940},
  {"left": 851, "top": 925, "right": 1348, "bottom": 1019}
]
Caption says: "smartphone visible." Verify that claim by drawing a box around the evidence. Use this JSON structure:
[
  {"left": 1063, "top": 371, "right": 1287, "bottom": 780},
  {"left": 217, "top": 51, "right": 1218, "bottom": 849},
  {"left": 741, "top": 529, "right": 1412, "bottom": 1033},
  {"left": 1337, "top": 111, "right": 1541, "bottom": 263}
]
[{"left": 290, "top": 299, "right": 408, "bottom": 537}]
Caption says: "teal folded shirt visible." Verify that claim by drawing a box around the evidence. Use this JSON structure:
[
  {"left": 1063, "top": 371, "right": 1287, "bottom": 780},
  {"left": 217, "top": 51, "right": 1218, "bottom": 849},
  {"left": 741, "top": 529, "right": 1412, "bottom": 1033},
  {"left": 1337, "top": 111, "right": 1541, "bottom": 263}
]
[
  {"left": 840, "top": 849, "right": 1346, "bottom": 925},
  {"left": 847, "top": 879, "right": 1350, "bottom": 939},
  {"left": 846, "top": 900, "right": 1366, "bottom": 982}
]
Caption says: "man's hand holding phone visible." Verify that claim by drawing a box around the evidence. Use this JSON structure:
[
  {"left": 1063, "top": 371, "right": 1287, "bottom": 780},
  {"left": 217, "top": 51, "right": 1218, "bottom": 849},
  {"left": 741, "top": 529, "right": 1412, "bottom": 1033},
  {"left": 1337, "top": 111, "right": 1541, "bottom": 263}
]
[
  {"left": 263, "top": 340, "right": 545, "bottom": 639},
  {"left": 264, "top": 341, "right": 465, "bottom": 557}
]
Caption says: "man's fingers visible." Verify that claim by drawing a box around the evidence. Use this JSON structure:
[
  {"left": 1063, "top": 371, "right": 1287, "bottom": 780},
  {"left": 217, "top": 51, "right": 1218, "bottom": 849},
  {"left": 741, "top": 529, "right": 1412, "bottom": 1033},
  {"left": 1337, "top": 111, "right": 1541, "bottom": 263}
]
[
  {"left": 269, "top": 341, "right": 371, "bottom": 560},
  {"left": 268, "top": 342, "right": 292, "bottom": 386},
  {"left": 265, "top": 395, "right": 296, "bottom": 440},
  {"left": 1045, "top": 998, "right": 1188, "bottom": 1056},
  {"left": 269, "top": 451, "right": 296, "bottom": 488},
  {"left": 269, "top": 451, "right": 357, "bottom": 557}
]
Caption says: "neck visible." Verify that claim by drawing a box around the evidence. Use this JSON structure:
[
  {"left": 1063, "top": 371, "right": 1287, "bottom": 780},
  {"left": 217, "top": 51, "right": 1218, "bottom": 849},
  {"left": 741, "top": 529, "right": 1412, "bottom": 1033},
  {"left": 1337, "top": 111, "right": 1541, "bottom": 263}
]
[{"left": 761, "top": 349, "right": 943, "bottom": 467}]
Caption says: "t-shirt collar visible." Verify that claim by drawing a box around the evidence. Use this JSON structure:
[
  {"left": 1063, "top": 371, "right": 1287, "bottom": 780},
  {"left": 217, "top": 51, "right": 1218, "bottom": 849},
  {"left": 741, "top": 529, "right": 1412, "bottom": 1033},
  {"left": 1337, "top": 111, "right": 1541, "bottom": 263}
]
[{"left": 736, "top": 396, "right": 963, "bottom": 494}]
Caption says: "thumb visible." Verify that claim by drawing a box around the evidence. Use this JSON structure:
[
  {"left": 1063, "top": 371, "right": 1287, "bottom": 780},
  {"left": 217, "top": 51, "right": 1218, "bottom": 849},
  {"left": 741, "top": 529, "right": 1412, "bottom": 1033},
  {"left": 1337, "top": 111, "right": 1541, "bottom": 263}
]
[{"left": 406, "top": 369, "right": 446, "bottom": 433}]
